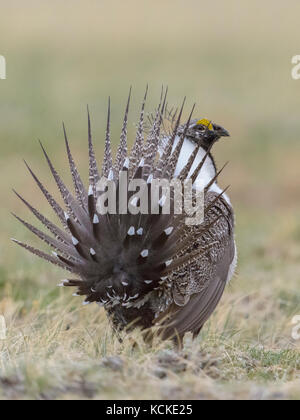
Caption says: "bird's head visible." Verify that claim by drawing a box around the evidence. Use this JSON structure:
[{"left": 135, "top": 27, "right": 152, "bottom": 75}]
[{"left": 178, "top": 118, "right": 230, "bottom": 150}]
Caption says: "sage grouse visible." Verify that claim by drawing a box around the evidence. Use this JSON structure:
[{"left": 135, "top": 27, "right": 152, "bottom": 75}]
[{"left": 12, "top": 89, "right": 237, "bottom": 344}]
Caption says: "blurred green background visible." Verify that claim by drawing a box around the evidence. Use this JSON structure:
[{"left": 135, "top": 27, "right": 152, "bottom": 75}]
[{"left": 1, "top": 0, "right": 300, "bottom": 310}]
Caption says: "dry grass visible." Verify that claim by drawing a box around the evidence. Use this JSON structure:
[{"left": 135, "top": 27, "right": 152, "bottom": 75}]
[{"left": 0, "top": 0, "right": 300, "bottom": 400}]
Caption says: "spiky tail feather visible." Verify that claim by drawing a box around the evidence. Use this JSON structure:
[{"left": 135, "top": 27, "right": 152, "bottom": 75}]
[{"left": 13, "top": 89, "right": 229, "bottom": 326}]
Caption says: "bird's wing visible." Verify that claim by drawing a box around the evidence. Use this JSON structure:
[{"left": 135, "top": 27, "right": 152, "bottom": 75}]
[{"left": 159, "top": 192, "right": 236, "bottom": 340}]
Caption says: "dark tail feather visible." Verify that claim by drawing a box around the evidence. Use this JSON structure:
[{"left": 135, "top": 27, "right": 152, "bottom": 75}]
[
  {"left": 129, "top": 86, "right": 148, "bottom": 177},
  {"left": 205, "top": 162, "right": 229, "bottom": 192},
  {"left": 24, "top": 160, "right": 68, "bottom": 230},
  {"left": 39, "top": 141, "right": 88, "bottom": 225},
  {"left": 142, "top": 87, "right": 167, "bottom": 178},
  {"left": 87, "top": 106, "right": 100, "bottom": 197},
  {"left": 164, "top": 104, "right": 195, "bottom": 179},
  {"left": 13, "top": 189, "right": 69, "bottom": 244},
  {"left": 114, "top": 87, "right": 131, "bottom": 174},
  {"left": 102, "top": 97, "right": 113, "bottom": 178},
  {"left": 190, "top": 143, "right": 214, "bottom": 185},
  {"left": 63, "top": 123, "right": 88, "bottom": 210},
  {"left": 155, "top": 97, "right": 185, "bottom": 178},
  {"left": 12, "top": 238, "right": 78, "bottom": 273},
  {"left": 11, "top": 213, "right": 79, "bottom": 262}
]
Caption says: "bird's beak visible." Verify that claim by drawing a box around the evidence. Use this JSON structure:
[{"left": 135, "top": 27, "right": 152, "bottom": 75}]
[
  {"left": 213, "top": 124, "right": 230, "bottom": 137},
  {"left": 219, "top": 127, "right": 230, "bottom": 137}
]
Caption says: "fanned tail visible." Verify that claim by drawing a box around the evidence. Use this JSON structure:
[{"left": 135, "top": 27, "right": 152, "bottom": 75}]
[{"left": 13, "top": 89, "right": 229, "bottom": 314}]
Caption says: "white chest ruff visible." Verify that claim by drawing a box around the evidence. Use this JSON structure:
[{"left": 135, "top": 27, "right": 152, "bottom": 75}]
[{"left": 165, "top": 136, "right": 231, "bottom": 205}]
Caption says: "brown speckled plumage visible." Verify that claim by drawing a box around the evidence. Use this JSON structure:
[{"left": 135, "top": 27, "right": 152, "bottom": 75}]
[{"left": 12, "top": 89, "right": 236, "bottom": 345}]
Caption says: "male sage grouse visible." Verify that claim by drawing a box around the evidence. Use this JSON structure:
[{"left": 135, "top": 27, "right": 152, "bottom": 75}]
[{"left": 12, "top": 88, "right": 237, "bottom": 344}]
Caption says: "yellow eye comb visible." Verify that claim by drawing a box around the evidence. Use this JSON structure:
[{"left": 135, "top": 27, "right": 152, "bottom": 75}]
[{"left": 196, "top": 118, "right": 213, "bottom": 130}]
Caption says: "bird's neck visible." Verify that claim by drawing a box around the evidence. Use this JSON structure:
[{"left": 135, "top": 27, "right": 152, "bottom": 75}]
[
  {"left": 173, "top": 137, "right": 231, "bottom": 205},
  {"left": 173, "top": 136, "right": 216, "bottom": 182}
]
